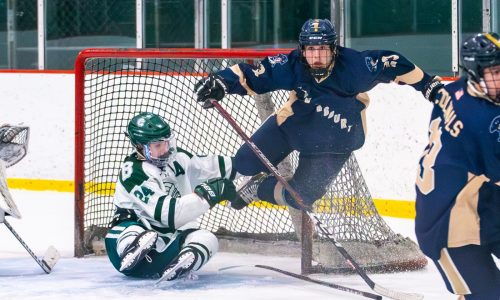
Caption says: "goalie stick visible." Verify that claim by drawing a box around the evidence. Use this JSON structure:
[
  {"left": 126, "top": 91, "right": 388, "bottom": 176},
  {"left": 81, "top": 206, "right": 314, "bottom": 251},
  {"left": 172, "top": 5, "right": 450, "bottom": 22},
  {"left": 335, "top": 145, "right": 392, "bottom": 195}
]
[
  {"left": 0, "top": 161, "right": 59, "bottom": 274},
  {"left": 207, "top": 99, "right": 424, "bottom": 300},
  {"left": 220, "top": 265, "right": 382, "bottom": 299},
  {"left": 2, "top": 218, "right": 60, "bottom": 274}
]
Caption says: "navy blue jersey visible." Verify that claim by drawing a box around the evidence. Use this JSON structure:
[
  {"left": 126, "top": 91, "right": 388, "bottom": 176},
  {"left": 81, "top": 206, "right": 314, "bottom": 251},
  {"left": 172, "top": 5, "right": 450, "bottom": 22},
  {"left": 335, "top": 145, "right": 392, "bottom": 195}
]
[
  {"left": 217, "top": 47, "right": 433, "bottom": 153},
  {"left": 415, "top": 77, "right": 500, "bottom": 260}
]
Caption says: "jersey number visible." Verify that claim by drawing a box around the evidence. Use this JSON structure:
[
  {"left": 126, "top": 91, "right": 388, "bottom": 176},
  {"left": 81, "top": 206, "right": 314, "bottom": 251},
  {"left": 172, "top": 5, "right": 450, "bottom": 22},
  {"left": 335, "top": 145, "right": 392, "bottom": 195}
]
[
  {"left": 134, "top": 186, "right": 154, "bottom": 204},
  {"left": 121, "top": 161, "right": 134, "bottom": 181},
  {"left": 416, "top": 117, "right": 443, "bottom": 195}
]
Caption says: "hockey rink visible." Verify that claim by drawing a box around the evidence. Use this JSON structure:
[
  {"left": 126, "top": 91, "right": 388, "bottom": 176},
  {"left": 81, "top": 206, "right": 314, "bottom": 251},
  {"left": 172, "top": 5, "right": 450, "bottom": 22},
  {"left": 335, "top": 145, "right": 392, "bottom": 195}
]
[{"left": 0, "top": 190, "right": 474, "bottom": 300}]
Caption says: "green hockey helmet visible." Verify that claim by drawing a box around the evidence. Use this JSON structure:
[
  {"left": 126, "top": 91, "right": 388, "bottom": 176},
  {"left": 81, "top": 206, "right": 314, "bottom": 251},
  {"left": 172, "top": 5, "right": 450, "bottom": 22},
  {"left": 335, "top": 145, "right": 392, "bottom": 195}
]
[
  {"left": 127, "top": 112, "right": 171, "bottom": 145},
  {"left": 126, "top": 112, "right": 176, "bottom": 168}
]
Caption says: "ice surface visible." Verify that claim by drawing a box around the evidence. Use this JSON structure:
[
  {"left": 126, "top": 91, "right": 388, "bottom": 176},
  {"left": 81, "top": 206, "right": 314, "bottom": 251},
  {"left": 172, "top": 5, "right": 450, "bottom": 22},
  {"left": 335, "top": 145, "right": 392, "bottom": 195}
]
[{"left": 0, "top": 190, "right": 467, "bottom": 300}]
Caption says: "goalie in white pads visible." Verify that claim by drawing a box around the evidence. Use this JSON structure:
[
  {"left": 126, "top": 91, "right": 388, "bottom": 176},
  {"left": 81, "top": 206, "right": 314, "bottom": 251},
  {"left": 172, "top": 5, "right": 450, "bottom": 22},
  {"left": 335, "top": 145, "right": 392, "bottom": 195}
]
[
  {"left": 105, "top": 112, "right": 239, "bottom": 281},
  {"left": 0, "top": 124, "right": 59, "bottom": 274}
]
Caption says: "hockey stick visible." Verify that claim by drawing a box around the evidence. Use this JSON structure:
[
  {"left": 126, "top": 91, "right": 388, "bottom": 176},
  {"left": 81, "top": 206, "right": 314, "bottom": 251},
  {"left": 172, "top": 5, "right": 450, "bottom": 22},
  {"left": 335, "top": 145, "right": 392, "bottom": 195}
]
[
  {"left": 220, "top": 264, "right": 381, "bottom": 299},
  {"left": 2, "top": 218, "right": 60, "bottom": 274},
  {"left": 207, "top": 99, "right": 423, "bottom": 300}
]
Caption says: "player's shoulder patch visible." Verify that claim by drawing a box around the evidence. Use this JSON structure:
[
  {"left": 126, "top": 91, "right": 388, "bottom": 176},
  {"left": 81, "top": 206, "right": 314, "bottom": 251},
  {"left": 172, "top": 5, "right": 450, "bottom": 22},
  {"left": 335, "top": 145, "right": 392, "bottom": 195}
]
[{"left": 268, "top": 53, "right": 288, "bottom": 67}]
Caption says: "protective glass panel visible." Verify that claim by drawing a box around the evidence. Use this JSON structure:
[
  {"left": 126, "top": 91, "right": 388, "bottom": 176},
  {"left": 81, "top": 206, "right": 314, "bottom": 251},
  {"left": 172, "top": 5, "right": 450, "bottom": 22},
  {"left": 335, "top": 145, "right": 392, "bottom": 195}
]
[
  {"left": 0, "top": 0, "right": 37, "bottom": 69},
  {"left": 230, "top": 0, "right": 331, "bottom": 48},
  {"left": 45, "top": 0, "right": 136, "bottom": 69},
  {"left": 345, "top": 0, "right": 453, "bottom": 76}
]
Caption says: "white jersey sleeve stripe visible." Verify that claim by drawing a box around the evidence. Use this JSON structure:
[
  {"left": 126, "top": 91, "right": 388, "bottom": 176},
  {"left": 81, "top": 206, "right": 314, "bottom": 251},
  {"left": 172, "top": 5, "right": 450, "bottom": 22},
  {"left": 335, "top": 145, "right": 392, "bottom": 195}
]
[
  {"left": 168, "top": 197, "right": 177, "bottom": 228},
  {"left": 218, "top": 156, "right": 226, "bottom": 178},
  {"left": 154, "top": 195, "right": 167, "bottom": 223}
]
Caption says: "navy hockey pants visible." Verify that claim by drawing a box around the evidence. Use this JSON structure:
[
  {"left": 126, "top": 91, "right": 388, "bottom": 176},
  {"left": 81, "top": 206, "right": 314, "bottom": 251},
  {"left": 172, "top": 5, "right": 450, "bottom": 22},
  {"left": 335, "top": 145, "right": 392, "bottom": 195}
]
[
  {"left": 433, "top": 243, "right": 500, "bottom": 299},
  {"left": 233, "top": 114, "right": 350, "bottom": 209}
]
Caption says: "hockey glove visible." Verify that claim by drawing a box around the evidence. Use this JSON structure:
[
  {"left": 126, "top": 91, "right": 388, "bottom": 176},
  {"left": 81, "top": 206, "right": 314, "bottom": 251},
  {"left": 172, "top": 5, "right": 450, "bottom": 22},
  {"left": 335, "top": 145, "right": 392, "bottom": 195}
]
[
  {"left": 422, "top": 76, "right": 445, "bottom": 103},
  {"left": 194, "top": 178, "right": 237, "bottom": 208},
  {"left": 194, "top": 74, "right": 227, "bottom": 108}
]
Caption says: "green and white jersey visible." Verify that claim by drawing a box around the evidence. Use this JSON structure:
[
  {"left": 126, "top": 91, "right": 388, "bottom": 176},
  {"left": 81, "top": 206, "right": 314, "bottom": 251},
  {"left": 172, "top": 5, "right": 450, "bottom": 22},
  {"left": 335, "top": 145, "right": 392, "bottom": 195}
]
[{"left": 114, "top": 147, "right": 233, "bottom": 232}]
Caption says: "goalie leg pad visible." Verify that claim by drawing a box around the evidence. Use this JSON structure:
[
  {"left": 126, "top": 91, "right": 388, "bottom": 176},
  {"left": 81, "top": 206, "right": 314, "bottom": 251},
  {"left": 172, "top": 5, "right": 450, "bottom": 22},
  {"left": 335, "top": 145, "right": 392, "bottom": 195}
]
[{"left": 0, "top": 160, "right": 21, "bottom": 219}]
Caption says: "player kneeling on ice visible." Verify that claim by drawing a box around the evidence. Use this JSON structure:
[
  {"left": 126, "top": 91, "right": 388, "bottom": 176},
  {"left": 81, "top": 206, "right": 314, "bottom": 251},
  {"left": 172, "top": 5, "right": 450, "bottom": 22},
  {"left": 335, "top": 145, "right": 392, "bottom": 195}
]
[
  {"left": 105, "top": 112, "right": 239, "bottom": 281},
  {"left": 415, "top": 33, "right": 500, "bottom": 299}
]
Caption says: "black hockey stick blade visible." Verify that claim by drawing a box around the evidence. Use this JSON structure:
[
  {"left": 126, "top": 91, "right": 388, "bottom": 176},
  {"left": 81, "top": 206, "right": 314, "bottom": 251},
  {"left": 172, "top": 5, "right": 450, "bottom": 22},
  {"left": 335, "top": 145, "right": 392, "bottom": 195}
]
[
  {"left": 255, "top": 265, "right": 382, "bottom": 299},
  {"left": 219, "top": 265, "right": 381, "bottom": 299},
  {"left": 209, "top": 99, "right": 424, "bottom": 300}
]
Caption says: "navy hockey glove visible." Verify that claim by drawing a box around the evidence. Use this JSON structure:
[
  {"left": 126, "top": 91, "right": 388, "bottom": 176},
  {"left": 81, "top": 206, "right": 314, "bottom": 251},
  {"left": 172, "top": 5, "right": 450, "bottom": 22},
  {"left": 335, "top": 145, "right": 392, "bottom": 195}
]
[
  {"left": 194, "top": 74, "right": 227, "bottom": 109},
  {"left": 194, "top": 178, "right": 237, "bottom": 207},
  {"left": 422, "top": 76, "right": 445, "bottom": 103}
]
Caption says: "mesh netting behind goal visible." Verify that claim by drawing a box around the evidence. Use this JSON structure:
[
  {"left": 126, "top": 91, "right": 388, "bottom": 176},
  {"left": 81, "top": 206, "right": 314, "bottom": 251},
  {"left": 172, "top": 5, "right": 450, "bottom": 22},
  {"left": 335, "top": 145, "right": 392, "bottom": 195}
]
[{"left": 75, "top": 48, "right": 426, "bottom": 273}]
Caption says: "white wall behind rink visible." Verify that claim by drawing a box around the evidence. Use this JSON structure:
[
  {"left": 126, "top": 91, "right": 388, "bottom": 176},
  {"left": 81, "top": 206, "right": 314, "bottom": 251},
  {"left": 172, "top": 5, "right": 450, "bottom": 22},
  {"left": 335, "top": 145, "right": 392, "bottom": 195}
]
[{"left": 0, "top": 72, "right": 434, "bottom": 201}]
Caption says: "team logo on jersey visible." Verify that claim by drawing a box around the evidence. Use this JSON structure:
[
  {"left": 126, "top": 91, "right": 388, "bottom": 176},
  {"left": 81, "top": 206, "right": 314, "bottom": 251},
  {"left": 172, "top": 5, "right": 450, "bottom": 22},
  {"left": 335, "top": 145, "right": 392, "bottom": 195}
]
[
  {"left": 252, "top": 63, "right": 266, "bottom": 77},
  {"left": 268, "top": 54, "right": 288, "bottom": 67},
  {"left": 364, "top": 57, "right": 378, "bottom": 72},
  {"left": 489, "top": 115, "right": 500, "bottom": 142},
  {"left": 381, "top": 55, "right": 399, "bottom": 68}
]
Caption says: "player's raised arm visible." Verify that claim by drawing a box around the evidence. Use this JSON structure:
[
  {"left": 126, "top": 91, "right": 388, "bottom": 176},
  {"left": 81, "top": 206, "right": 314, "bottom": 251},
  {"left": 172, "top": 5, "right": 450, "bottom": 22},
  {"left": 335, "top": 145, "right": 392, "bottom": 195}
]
[
  {"left": 354, "top": 48, "right": 444, "bottom": 102},
  {"left": 194, "top": 54, "right": 297, "bottom": 108}
]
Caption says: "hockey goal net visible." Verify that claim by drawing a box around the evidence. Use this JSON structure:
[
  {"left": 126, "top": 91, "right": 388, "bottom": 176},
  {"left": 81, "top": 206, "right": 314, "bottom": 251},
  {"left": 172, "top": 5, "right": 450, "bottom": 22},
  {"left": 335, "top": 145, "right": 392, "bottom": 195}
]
[{"left": 75, "top": 48, "right": 426, "bottom": 274}]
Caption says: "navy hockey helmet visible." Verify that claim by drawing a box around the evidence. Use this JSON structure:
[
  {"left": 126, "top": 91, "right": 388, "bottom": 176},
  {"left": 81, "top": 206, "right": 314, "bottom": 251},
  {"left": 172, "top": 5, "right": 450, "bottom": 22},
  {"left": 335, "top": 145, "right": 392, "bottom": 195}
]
[
  {"left": 126, "top": 112, "right": 176, "bottom": 168},
  {"left": 461, "top": 32, "right": 500, "bottom": 104},
  {"left": 298, "top": 19, "right": 338, "bottom": 80},
  {"left": 299, "top": 19, "right": 337, "bottom": 47}
]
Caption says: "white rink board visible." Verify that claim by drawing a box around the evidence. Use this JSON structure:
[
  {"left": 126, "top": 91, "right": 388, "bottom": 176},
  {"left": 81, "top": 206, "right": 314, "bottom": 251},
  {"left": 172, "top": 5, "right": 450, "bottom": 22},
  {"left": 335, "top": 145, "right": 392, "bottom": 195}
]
[{"left": 0, "top": 72, "right": 434, "bottom": 201}]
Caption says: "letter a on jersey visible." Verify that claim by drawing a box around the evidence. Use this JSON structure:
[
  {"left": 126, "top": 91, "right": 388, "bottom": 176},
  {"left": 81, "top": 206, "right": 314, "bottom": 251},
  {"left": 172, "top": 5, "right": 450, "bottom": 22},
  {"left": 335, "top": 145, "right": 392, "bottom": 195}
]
[{"left": 173, "top": 161, "right": 185, "bottom": 176}]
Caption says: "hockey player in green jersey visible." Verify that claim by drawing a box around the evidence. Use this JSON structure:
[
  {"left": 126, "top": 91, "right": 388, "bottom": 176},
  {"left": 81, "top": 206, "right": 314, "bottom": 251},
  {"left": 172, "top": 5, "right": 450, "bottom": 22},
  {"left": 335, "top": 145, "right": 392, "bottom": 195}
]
[{"left": 105, "top": 112, "right": 238, "bottom": 281}]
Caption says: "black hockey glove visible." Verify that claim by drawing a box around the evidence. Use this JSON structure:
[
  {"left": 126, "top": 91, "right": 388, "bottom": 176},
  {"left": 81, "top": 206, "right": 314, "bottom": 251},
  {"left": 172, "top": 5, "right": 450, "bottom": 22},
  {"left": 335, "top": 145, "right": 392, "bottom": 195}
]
[
  {"left": 194, "top": 74, "right": 227, "bottom": 109},
  {"left": 194, "top": 178, "right": 237, "bottom": 208},
  {"left": 422, "top": 76, "right": 445, "bottom": 103}
]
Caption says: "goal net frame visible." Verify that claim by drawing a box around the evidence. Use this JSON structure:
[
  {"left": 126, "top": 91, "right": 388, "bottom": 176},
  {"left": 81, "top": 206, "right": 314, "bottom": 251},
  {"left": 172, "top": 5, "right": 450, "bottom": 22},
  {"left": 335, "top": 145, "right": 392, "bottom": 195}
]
[{"left": 74, "top": 48, "right": 426, "bottom": 275}]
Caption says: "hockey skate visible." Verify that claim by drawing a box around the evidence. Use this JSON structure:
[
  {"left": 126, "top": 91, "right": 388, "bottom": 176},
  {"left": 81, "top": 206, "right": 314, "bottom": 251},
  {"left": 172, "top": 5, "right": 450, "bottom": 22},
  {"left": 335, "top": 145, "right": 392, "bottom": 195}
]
[
  {"left": 157, "top": 250, "right": 197, "bottom": 283},
  {"left": 230, "top": 172, "right": 268, "bottom": 210},
  {"left": 119, "top": 230, "right": 158, "bottom": 272}
]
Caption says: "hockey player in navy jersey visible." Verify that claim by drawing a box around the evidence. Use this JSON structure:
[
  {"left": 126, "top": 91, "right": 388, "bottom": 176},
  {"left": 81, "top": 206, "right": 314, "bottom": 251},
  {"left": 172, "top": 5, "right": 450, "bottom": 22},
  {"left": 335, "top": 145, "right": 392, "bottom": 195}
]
[
  {"left": 415, "top": 33, "right": 500, "bottom": 299},
  {"left": 194, "top": 18, "right": 444, "bottom": 210},
  {"left": 105, "top": 112, "right": 239, "bottom": 281}
]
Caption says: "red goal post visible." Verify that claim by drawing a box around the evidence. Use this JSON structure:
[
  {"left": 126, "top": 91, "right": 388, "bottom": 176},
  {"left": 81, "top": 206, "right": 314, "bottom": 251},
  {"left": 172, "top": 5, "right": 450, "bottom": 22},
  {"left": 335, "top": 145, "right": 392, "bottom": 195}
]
[{"left": 74, "top": 48, "right": 427, "bottom": 274}]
